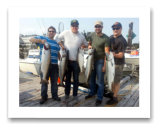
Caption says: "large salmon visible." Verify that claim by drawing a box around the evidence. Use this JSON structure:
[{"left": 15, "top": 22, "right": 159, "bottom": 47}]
[
  {"left": 77, "top": 48, "right": 84, "bottom": 73},
  {"left": 85, "top": 49, "right": 95, "bottom": 86},
  {"left": 106, "top": 52, "right": 115, "bottom": 92},
  {"left": 40, "top": 42, "right": 51, "bottom": 84},
  {"left": 59, "top": 49, "right": 68, "bottom": 86}
]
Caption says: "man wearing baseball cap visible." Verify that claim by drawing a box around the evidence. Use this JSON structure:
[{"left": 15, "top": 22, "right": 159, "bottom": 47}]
[
  {"left": 58, "top": 19, "right": 88, "bottom": 103},
  {"left": 85, "top": 20, "right": 110, "bottom": 106},
  {"left": 105, "top": 22, "right": 127, "bottom": 105}
]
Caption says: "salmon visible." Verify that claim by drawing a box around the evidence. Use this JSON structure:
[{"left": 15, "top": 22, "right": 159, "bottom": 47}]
[{"left": 40, "top": 42, "right": 51, "bottom": 84}]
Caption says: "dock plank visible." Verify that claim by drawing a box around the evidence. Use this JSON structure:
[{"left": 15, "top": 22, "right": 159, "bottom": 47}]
[
  {"left": 93, "top": 97, "right": 111, "bottom": 107},
  {"left": 20, "top": 87, "right": 64, "bottom": 107},
  {"left": 119, "top": 77, "right": 134, "bottom": 90},
  {"left": 32, "top": 89, "right": 64, "bottom": 107},
  {"left": 133, "top": 98, "right": 139, "bottom": 107},
  {"left": 118, "top": 78, "right": 138, "bottom": 96},
  {"left": 65, "top": 94, "right": 86, "bottom": 107},
  {"left": 71, "top": 94, "right": 87, "bottom": 107},
  {"left": 19, "top": 72, "right": 139, "bottom": 107},
  {"left": 116, "top": 83, "right": 139, "bottom": 107},
  {"left": 124, "top": 88, "right": 139, "bottom": 107},
  {"left": 33, "top": 87, "right": 73, "bottom": 107},
  {"left": 77, "top": 96, "right": 97, "bottom": 107}
]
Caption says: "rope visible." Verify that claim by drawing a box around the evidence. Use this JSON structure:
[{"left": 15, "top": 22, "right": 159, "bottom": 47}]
[
  {"left": 117, "top": 77, "right": 139, "bottom": 96},
  {"left": 41, "top": 18, "right": 47, "bottom": 33},
  {"left": 117, "top": 63, "right": 139, "bottom": 97},
  {"left": 37, "top": 18, "right": 44, "bottom": 35},
  {"left": 74, "top": 76, "right": 139, "bottom": 107}
]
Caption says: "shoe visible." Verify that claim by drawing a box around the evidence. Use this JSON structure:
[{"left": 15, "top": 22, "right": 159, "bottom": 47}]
[
  {"left": 106, "top": 97, "right": 118, "bottom": 105},
  {"left": 85, "top": 95, "right": 93, "bottom": 100},
  {"left": 103, "top": 92, "right": 114, "bottom": 99},
  {"left": 53, "top": 97, "right": 61, "bottom": 101},
  {"left": 40, "top": 97, "right": 47, "bottom": 104},
  {"left": 95, "top": 99, "right": 102, "bottom": 106},
  {"left": 64, "top": 95, "right": 69, "bottom": 99},
  {"left": 73, "top": 96, "right": 78, "bottom": 103}
]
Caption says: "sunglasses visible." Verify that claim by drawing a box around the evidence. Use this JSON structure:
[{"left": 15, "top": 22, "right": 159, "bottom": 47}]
[
  {"left": 71, "top": 25, "right": 78, "bottom": 27},
  {"left": 112, "top": 28, "right": 120, "bottom": 30},
  {"left": 95, "top": 25, "right": 102, "bottom": 28},
  {"left": 48, "top": 31, "right": 56, "bottom": 33}
]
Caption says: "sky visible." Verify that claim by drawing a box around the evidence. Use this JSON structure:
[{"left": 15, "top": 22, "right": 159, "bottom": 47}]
[
  {"left": 19, "top": 18, "right": 139, "bottom": 44},
  {"left": 8, "top": 6, "right": 151, "bottom": 118}
]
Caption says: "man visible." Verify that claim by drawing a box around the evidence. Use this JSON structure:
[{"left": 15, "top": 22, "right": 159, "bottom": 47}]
[
  {"left": 30, "top": 26, "right": 63, "bottom": 104},
  {"left": 106, "top": 22, "right": 127, "bottom": 105},
  {"left": 54, "top": 33, "right": 65, "bottom": 50},
  {"left": 85, "top": 21, "right": 110, "bottom": 106},
  {"left": 58, "top": 19, "right": 88, "bottom": 102}
]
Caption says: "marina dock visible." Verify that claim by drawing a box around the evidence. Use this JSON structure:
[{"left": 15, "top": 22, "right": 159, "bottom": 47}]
[{"left": 19, "top": 71, "right": 139, "bottom": 107}]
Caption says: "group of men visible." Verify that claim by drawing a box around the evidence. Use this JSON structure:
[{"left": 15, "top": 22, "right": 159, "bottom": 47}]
[{"left": 30, "top": 19, "right": 127, "bottom": 106}]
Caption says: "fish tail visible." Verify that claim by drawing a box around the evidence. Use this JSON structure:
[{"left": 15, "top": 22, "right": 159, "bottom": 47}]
[
  {"left": 40, "top": 79, "right": 49, "bottom": 84},
  {"left": 59, "top": 81, "right": 64, "bottom": 86}
]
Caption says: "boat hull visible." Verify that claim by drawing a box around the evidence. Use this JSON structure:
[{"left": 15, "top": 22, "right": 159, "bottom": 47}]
[
  {"left": 19, "top": 62, "right": 41, "bottom": 75},
  {"left": 125, "top": 57, "right": 139, "bottom": 66}
]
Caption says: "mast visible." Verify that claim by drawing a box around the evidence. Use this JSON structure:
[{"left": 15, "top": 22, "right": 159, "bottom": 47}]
[{"left": 127, "top": 22, "right": 133, "bottom": 48}]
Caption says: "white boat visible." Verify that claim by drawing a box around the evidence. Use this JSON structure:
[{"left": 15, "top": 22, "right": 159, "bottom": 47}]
[
  {"left": 123, "top": 49, "right": 139, "bottom": 76},
  {"left": 19, "top": 49, "right": 41, "bottom": 75},
  {"left": 125, "top": 53, "right": 139, "bottom": 66}
]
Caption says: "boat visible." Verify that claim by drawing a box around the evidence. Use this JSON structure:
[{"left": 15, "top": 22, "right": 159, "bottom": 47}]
[
  {"left": 123, "top": 48, "right": 139, "bottom": 77},
  {"left": 125, "top": 51, "right": 139, "bottom": 66},
  {"left": 19, "top": 49, "right": 41, "bottom": 75}
]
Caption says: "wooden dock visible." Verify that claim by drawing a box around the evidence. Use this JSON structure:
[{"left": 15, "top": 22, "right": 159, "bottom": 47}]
[{"left": 19, "top": 72, "right": 139, "bottom": 107}]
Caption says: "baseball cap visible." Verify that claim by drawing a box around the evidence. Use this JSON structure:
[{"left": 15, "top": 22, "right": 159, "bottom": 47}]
[
  {"left": 95, "top": 21, "right": 103, "bottom": 26},
  {"left": 71, "top": 19, "right": 79, "bottom": 25},
  {"left": 111, "top": 22, "right": 122, "bottom": 28}
]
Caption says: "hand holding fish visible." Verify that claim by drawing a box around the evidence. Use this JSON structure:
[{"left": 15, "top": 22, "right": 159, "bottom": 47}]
[
  {"left": 61, "top": 45, "right": 65, "bottom": 50},
  {"left": 88, "top": 45, "right": 92, "bottom": 49},
  {"left": 81, "top": 45, "right": 86, "bottom": 49},
  {"left": 112, "top": 52, "right": 115, "bottom": 57},
  {"left": 41, "top": 39, "right": 47, "bottom": 44}
]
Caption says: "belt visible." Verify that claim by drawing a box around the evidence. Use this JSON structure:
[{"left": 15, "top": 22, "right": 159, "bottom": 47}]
[{"left": 69, "top": 60, "right": 77, "bottom": 62}]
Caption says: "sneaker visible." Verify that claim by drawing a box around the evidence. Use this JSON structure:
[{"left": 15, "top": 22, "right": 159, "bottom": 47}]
[
  {"left": 95, "top": 99, "right": 102, "bottom": 106},
  {"left": 40, "top": 97, "right": 47, "bottom": 104},
  {"left": 85, "top": 95, "right": 93, "bottom": 100},
  {"left": 64, "top": 95, "right": 69, "bottom": 99},
  {"left": 106, "top": 97, "right": 118, "bottom": 105},
  {"left": 73, "top": 96, "right": 78, "bottom": 103},
  {"left": 53, "top": 97, "right": 61, "bottom": 101},
  {"left": 103, "top": 92, "right": 114, "bottom": 99}
]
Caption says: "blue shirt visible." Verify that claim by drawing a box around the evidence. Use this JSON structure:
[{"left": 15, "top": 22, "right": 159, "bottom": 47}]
[{"left": 35, "top": 36, "right": 60, "bottom": 64}]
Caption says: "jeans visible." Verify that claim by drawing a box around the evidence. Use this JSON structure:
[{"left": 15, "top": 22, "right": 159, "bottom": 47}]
[
  {"left": 65, "top": 61, "right": 80, "bottom": 96},
  {"left": 40, "top": 64, "right": 59, "bottom": 98},
  {"left": 89, "top": 59, "right": 105, "bottom": 101}
]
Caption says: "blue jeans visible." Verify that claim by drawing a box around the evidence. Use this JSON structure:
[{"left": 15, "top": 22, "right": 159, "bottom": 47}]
[
  {"left": 89, "top": 59, "right": 105, "bottom": 101},
  {"left": 65, "top": 61, "right": 80, "bottom": 96},
  {"left": 40, "top": 64, "right": 59, "bottom": 98}
]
